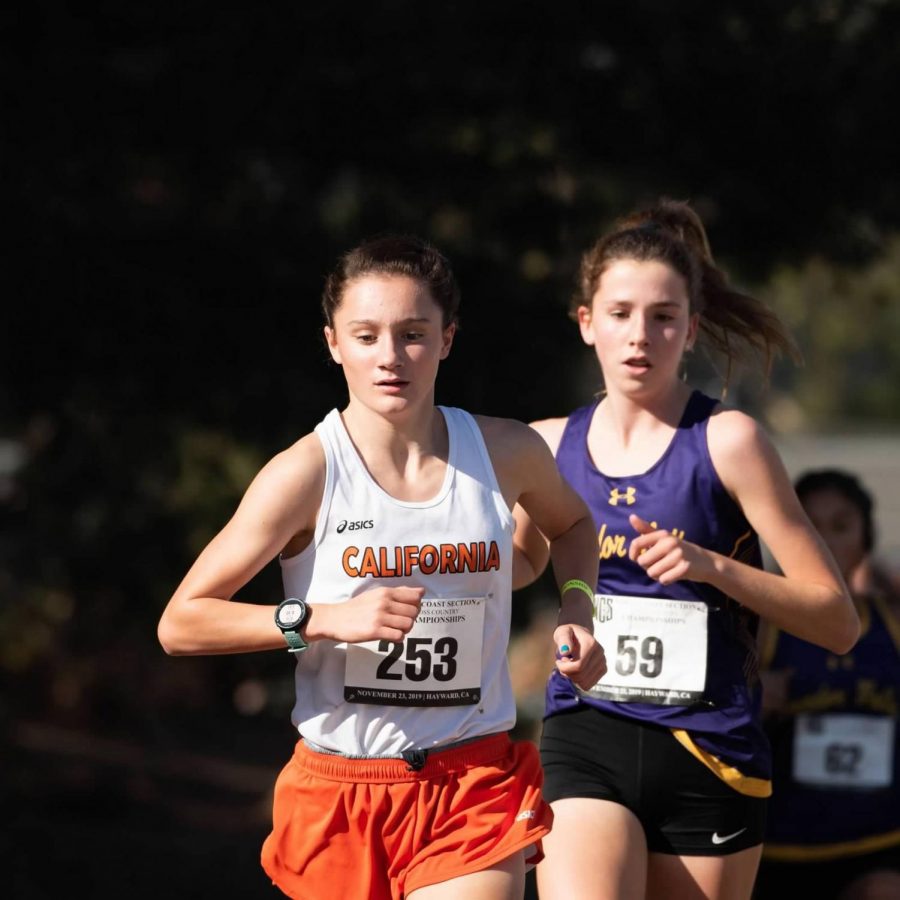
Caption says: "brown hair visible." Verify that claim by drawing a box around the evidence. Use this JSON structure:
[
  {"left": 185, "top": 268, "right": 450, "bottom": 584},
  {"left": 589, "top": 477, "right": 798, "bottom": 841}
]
[
  {"left": 322, "top": 234, "right": 460, "bottom": 328},
  {"left": 573, "top": 198, "right": 800, "bottom": 381}
]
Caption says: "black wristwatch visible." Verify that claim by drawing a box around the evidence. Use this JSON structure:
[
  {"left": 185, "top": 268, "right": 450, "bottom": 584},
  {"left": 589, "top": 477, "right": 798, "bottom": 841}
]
[{"left": 275, "top": 597, "right": 310, "bottom": 654}]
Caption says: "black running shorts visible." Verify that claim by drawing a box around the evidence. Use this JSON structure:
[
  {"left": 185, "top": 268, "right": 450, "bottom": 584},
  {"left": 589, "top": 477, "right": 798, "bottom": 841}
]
[{"left": 540, "top": 705, "right": 766, "bottom": 856}]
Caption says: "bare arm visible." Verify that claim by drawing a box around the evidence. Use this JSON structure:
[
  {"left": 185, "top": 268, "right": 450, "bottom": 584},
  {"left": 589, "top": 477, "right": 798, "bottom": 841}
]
[
  {"left": 512, "top": 502, "right": 555, "bottom": 589},
  {"left": 510, "top": 417, "right": 568, "bottom": 589},
  {"left": 629, "top": 410, "right": 859, "bottom": 654},
  {"left": 483, "top": 416, "right": 606, "bottom": 690},
  {"left": 158, "top": 433, "right": 422, "bottom": 656}
]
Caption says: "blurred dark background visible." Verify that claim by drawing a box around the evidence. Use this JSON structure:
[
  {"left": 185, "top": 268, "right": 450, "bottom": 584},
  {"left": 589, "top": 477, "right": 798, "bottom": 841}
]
[{"left": 4, "top": 2, "right": 900, "bottom": 897}]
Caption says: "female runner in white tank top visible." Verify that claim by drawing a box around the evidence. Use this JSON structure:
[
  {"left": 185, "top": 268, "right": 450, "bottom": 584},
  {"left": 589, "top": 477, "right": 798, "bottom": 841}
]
[{"left": 157, "top": 234, "right": 607, "bottom": 900}]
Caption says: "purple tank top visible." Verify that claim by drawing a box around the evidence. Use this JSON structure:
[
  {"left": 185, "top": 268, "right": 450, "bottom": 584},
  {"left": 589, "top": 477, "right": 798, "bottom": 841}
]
[
  {"left": 546, "top": 391, "right": 771, "bottom": 780},
  {"left": 764, "top": 590, "right": 900, "bottom": 849}
]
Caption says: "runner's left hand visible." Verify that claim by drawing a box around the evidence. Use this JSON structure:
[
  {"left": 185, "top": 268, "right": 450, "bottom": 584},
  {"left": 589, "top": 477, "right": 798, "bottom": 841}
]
[{"left": 553, "top": 624, "right": 607, "bottom": 690}]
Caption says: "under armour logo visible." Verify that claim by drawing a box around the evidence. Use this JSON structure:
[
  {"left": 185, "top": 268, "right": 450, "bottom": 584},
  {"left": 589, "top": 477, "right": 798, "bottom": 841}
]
[{"left": 608, "top": 487, "right": 636, "bottom": 506}]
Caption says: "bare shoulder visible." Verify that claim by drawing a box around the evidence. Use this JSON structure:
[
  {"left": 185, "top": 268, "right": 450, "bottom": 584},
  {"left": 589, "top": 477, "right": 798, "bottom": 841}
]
[
  {"left": 472, "top": 413, "right": 570, "bottom": 456},
  {"left": 529, "top": 416, "right": 568, "bottom": 454},
  {"left": 707, "top": 406, "right": 770, "bottom": 450},
  {"left": 472, "top": 413, "right": 579, "bottom": 515},
  {"left": 472, "top": 414, "right": 548, "bottom": 458},
  {"left": 706, "top": 406, "right": 789, "bottom": 498},
  {"left": 707, "top": 407, "right": 777, "bottom": 465},
  {"left": 471, "top": 414, "right": 563, "bottom": 503},
  {"left": 264, "top": 429, "right": 325, "bottom": 477},
  {"left": 242, "top": 430, "right": 327, "bottom": 518}
]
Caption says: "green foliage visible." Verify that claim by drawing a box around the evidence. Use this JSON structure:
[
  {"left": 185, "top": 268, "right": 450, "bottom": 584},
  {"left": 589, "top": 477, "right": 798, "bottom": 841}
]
[
  {"left": 4, "top": 0, "right": 900, "bottom": 777},
  {"left": 165, "top": 429, "right": 266, "bottom": 556},
  {"left": 5, "top": 5, "right": 900, "bottom": 893},
  {"left": 763, "top": 237, "right": 900, "bottom": 427}
]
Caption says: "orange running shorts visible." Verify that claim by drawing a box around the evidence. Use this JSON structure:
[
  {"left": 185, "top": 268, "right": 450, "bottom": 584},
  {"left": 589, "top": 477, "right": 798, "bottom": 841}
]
[{"left": 260, "top": 732, "right": 552, "bottom": 899}]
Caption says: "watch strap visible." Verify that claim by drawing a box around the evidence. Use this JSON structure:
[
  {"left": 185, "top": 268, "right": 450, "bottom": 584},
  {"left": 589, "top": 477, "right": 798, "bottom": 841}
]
[{"left": 282, "top": 629, "right": 308, "bottom": 653}]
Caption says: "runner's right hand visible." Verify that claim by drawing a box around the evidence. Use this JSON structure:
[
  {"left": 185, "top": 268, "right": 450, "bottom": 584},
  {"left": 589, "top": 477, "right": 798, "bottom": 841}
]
[{"left": 310, "top": 586, "right": 424, "bottom": 644}]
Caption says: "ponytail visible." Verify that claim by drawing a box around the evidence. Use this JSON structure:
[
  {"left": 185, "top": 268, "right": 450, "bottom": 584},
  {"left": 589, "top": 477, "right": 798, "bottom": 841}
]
[{"left": 695, "top": 256, "right": 801, "bottom": 383}]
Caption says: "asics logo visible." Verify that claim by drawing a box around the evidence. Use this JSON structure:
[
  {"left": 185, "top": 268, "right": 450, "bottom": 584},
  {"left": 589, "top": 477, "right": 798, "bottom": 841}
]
[
  {"left": 608, "top": 487, "right": 636, "bottom": 506},
  {"left": 711, "top": 828, "right": 747, "bottom": 845},
  {"left": 337, "top": 519, "right": 374, "bottom": 534}
]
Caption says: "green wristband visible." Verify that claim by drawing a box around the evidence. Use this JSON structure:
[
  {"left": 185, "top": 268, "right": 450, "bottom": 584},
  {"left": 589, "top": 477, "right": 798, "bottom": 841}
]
[{"left": 561, "top": 579, "right": 595, "bottom": 603}]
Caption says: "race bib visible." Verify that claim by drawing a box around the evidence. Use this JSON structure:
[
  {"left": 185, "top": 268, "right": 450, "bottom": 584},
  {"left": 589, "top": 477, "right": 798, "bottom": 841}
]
[
  {"left": 582, "top": 593, "right": 708, "bottom": 705},
  {"left": 344, "top": 596, "right": 486, "bottom": 706},
  {"left": 793, "top": 713, "right": 895, "bottom": 789}
]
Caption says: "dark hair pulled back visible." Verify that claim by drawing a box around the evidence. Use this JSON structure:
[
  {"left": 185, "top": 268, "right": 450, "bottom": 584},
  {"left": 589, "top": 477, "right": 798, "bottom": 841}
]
[
  {"left": 795, "top": 468, "right": 876, "bottom": 554},
  {"left": 322, "top": 234, "right": 460, "bottom": 328},
  {"left": 574, "top": 198, "right": 800, "bottom": 382}
]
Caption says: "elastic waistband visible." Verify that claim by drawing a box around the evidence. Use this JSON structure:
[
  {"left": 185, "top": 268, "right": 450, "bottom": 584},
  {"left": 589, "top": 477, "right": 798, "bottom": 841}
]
[{"left": 293, "top": 732, "right": 512, "bottom": 782}]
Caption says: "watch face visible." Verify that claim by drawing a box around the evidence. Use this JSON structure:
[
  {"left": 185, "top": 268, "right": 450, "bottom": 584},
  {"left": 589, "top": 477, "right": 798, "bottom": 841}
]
[{"left": 277, "top": 601, "right": 304, "bottom": 628}]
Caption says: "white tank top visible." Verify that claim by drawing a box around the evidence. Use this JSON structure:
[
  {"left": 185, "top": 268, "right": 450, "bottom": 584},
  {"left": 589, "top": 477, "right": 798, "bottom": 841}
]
[{"left": 280, "top": 406, "right": 517, "bottom": 755}]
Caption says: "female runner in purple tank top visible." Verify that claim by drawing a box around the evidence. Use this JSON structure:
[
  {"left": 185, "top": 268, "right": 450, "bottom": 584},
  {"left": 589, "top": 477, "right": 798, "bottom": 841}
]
[{"left": 513, "top": 200, "right": 860, "bottom": 900}]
